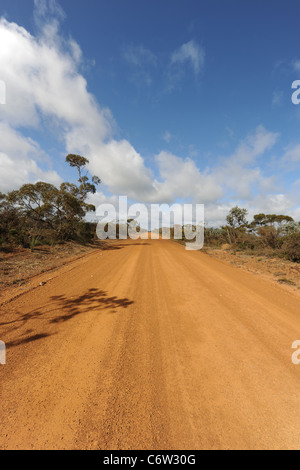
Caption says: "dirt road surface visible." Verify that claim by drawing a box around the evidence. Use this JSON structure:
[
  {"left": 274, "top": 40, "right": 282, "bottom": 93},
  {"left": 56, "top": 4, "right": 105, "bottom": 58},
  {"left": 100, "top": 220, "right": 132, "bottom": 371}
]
[{"left": 0, "top": 239, "right": 300, "bottom": 450}]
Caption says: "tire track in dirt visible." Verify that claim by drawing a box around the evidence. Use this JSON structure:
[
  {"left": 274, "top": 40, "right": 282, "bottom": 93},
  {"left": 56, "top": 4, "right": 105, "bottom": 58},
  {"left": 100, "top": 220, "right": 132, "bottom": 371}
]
[{"left": 0, "top": 239, "right": 300, "bottom": 449}]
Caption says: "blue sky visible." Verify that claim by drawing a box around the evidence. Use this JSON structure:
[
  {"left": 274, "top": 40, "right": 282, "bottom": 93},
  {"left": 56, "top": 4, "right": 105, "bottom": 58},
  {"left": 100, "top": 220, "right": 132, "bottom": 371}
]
[{"left": 0, "top": 0, "right": 300, "bottom": 225}]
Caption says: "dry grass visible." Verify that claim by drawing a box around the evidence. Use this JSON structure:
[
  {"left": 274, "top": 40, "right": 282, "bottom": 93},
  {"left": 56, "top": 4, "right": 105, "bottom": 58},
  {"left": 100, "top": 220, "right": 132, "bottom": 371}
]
[
  {"left": 203, "top": 247, "right": 300, "bottom": 291},
  {"left": 0, "top": 242, "right": 98, "bottom": 291}
]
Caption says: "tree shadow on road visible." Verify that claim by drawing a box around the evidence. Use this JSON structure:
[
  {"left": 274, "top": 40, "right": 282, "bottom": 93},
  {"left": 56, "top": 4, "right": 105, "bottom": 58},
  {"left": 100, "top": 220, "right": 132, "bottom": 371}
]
[
  {"left": 49, "top": 288, "right": 134, "bottom": 323},
  {"left": 6, "top": 333, "right": 52, "bottom": 348},
  {"left": 0, "top": 288, "right": 134, "bottom": 348},
  {"left": 99, "top": 241, "right": 150, "bottom": 251}
]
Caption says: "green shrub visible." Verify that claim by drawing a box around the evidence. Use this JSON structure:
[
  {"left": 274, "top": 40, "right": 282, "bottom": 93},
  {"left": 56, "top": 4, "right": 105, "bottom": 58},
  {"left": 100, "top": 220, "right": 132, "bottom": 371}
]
[{"left": 282, "top": 234, "right": 300, "bottom": 262}]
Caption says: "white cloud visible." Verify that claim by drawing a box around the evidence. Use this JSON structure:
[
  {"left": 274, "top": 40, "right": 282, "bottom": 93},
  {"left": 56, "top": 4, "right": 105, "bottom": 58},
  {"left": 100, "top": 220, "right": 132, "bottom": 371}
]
[
  {"left": 171, "top": 40, "right": 205, "bottom": 75},
  {"left": 272, "top": 90, "right": 283, "bottom": 107},
  {"left": 163, "top": 131, "right": 172, "bottom": 143},
  {"left": 0, "top": 122, "right": 62, "bottom": 192},
  {"left": 84, "top": 140, "right": 157, "bottom": 202},
  {"left": 0, "top": 2, "right": 299, "bottom": 227},
  {"left": 0, "top": 18, "right": 109, "bottom": 134},
  {"left": 123, "top": 44, "right": 157, "bottom": 67},
  {"left": 213, "top": 126, "right": 279, "bottom": 200},
  {"left": 282, "top": 144, "right": 300, "bottom": 163},
  {"left": 0, "top": 11, "right": 156, "bottom": 198},
  {"left": 233, "top": 125, "right": 279, "bottom": 163},
  {"left": 155, "top": 151, "right": 223, "bottom": 204},
  {"left": 34, "top": 0, "right": 65, "bottom": 26},
  {"left": 123, "top": 44, "right": 157, "bottom": 87},
  {"left": 153, "top": 128, "right": 279, "bottom": 209},
  {"left": 292, "top": 59, "right": 300, "bottom": 72}
]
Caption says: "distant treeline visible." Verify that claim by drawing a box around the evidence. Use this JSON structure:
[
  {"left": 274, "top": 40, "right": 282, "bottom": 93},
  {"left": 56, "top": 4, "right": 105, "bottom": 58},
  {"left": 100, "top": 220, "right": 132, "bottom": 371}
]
[
  {"left": 0, "top": 155, "right": 100, "bottom": 251},
  {"left": 1, "top": 157, "right": 299, "bottom": 262},
  {"left": 203, "top": 207, "right": 300, "bottom": 263}
]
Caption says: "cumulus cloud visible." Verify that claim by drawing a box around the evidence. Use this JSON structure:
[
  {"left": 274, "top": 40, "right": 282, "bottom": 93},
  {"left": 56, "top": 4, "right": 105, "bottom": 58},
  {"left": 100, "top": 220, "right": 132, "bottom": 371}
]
[
  {"left": 153, "top": 127, "right": 280, "bottom": 212},
  {"left": 155, "top": 151, "right": 223, "bottom": 204},
  {"left": 0, "top": 17, "right": 109, "bottom": 133},
  {"left": 0, "top": 8, "right": 156, "bottom": 199},
  {"left": 231, "top": 125, "right": 279, "bottom": 163},
  {"left": 212, "top": 126, "right": 279, "bottom": 200},
  {"left": 282, "top": 144, "right": 300, "bottom": 164},
  {"left": 0, "top": 2, "right": 299, "bottom": 226},
  {"left": 0, "top": 122, "right": 62, "bottom": 192}
]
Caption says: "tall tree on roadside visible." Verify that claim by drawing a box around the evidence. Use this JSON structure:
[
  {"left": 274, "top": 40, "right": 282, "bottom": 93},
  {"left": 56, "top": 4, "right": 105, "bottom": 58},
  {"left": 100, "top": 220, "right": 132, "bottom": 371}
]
[
  {"left": 6, "top": 155, "right": 101, "bottom": 244},
  {"left": 224, "top": 206, "right": 248, "bottom": 243},
  {"left": 249, "top": 213, "right": 296, "bottom": 250}
]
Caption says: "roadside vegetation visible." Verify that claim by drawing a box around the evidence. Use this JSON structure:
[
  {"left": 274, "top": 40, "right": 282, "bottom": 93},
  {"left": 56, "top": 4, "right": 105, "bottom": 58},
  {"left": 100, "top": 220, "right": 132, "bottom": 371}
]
[
  {"left": 0, "top": 155, "right": 99, "bottom": 252},
  {"left": 1, "top": 158, "right": 299, "bottom": 264},
  {"left": 203, "top": 206, "right": 300, "bottom": 263}
]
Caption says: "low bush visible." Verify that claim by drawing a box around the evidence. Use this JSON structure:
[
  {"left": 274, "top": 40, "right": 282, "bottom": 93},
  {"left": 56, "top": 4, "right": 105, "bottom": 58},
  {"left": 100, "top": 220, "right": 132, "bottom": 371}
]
[{"left": 282, "top": 234, "right": 300, "bottom": 262}]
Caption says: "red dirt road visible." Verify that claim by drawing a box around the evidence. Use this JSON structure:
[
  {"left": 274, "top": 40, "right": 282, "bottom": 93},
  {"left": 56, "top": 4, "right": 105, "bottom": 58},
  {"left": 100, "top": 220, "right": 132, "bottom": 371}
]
[{"left": 0, "top": 239, "right": 300, "bottom": 450}]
